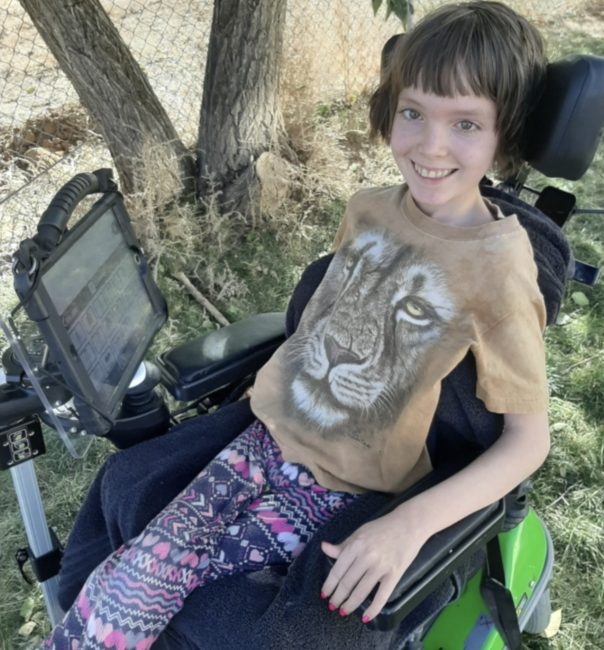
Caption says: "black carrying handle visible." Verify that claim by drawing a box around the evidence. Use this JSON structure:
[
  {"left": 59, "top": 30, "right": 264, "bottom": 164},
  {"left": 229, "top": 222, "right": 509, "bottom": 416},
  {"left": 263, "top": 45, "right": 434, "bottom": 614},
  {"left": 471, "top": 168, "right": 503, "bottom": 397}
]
[{"left": 36, "top": 169, "right": 117, "bottom": 249}]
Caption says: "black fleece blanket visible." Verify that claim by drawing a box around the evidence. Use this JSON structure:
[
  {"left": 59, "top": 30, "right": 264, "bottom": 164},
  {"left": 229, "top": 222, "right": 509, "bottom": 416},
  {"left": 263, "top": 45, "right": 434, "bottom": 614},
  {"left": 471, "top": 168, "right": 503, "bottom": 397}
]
[{"left": 57, "top": 187, "right": 570, "bottom": 649}]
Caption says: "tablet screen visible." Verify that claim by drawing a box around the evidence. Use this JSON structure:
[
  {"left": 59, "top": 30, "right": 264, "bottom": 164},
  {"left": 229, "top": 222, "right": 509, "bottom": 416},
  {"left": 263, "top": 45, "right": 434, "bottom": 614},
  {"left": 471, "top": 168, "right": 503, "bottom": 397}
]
[{"left": 40, "top": 208, "right": 156, "bottom": 409}]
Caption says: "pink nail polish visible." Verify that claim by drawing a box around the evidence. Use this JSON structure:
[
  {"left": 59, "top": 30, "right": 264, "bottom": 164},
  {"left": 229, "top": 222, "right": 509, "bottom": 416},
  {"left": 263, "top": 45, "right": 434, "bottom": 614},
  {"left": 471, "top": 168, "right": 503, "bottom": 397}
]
[
  {"left": 328, "top": 603, "right": 336, "bottom": 612},
  {"left": 362, "top": 615, "right": 370, "bottom": 624},
  {"left": 339, "top": 609, "right": 347, "bottom": 617},
  {"left": 320, "top": 591, "right": 327, "bottom": 600}
]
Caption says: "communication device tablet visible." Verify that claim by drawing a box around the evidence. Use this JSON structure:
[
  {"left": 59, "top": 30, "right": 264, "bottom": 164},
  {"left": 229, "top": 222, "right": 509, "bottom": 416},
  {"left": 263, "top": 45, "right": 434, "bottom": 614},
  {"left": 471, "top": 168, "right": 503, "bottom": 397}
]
[{"left": 20, "top": 191, "right": 167, "bottom": 436}]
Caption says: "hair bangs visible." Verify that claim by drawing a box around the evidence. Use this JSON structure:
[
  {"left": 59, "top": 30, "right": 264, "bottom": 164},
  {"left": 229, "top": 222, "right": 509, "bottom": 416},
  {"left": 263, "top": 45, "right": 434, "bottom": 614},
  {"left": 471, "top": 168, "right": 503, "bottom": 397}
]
[{"left": 397, "top": 16, "right": 497, "bottom": 101}]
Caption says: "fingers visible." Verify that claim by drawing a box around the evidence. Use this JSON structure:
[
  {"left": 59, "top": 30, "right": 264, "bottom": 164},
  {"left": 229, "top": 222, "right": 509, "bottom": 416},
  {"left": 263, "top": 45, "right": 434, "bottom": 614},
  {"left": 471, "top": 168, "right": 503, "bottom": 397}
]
[
  {"left": 323, "top": 557, "right": 397, "bottom": 623},
  {"left": 336, "top": 569, "right": 377, "bottom": 614},
  {"left": 356, "top": 574, "right": 399, "bottom": 622},
  {"left": 320, "top": 541, "right": 341, "bottom": 560},
  {"left": 320, "top": 543, "right": 356, "bottom": 601},
  {"left": 320, "top": 541, "right": 400, "bottom": 623},
  {"left": 325, "top": 559, "right": 369, "bottom": 611},
  {"left": 321, "top": 543, "right": 387, "bottom": 617},
  {"left": 320, "top": 516, "right": 417, "bottom": 623}
]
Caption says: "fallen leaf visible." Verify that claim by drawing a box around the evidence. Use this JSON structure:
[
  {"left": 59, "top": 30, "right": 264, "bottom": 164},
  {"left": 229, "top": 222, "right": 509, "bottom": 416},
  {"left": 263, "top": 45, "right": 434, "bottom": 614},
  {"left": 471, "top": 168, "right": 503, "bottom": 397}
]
[
  {"left": 571, "top": 292, "right": 589, "bottom": 307},
  {"left": 18, "top": 621, "right": 36, "bottom": 637},
  {"left": 20, "top": 597, "right": 34, "bottom": 622},
  {"left": 542, "top": 608, "right": 562, "bottom": 638}
]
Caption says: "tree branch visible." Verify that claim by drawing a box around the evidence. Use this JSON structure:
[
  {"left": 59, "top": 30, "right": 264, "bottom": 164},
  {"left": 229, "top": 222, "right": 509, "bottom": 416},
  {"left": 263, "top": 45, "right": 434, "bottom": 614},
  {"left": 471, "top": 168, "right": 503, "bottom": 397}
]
[{"left": 172, "top": 272, "right": 230, "bottom": 327}]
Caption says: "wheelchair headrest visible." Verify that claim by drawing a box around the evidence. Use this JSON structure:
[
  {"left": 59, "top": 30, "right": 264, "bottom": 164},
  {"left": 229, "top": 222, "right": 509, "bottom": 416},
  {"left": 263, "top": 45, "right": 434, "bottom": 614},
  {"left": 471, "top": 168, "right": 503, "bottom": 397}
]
[
  {"left": 380, "top": 35, "right": 604, "bottom": 181},
  {"left": 525, "top": 55, "right": 604, "bottom": 181}
]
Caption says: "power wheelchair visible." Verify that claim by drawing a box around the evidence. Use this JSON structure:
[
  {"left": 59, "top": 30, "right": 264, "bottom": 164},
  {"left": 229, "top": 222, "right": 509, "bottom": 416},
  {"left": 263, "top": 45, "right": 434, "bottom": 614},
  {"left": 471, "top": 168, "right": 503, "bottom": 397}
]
[{"left": 1, "top": 51, "right": 603, "bottom": 650}]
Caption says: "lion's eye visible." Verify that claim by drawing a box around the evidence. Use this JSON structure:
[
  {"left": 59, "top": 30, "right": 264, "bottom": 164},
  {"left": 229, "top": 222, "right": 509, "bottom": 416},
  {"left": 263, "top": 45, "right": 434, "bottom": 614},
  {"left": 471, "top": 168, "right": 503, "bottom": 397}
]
[{"left": 405, "top": 301, "right": 425, "bottom": 317}]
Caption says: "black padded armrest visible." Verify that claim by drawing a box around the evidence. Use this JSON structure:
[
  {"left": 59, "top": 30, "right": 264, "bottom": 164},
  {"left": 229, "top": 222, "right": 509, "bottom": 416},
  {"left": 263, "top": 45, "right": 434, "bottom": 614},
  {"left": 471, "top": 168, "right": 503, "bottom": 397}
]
[{"left": 157, "top": 313, "right": 286, "bottom": 402}]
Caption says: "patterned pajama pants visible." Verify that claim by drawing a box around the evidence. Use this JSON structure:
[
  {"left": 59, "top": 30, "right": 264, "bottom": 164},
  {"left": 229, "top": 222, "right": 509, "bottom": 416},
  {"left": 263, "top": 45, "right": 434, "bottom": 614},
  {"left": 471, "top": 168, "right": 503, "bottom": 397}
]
[{"left": 43, "top": 420, "right": 356, "bottom": 650}]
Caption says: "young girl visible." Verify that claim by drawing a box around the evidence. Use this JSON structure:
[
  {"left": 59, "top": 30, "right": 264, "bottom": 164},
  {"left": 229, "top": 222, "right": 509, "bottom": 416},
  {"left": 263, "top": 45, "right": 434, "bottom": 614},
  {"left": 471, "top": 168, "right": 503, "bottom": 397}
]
[{"left": 43, "top": 2, "right": 551, "bottom": 647}]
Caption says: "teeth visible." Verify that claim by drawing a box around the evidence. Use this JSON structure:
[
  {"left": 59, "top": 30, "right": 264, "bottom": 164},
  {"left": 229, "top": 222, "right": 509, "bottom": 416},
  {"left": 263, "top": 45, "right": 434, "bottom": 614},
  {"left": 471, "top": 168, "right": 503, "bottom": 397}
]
[{"left": 414, "top": 163, "right": 452, "bottom": 179}]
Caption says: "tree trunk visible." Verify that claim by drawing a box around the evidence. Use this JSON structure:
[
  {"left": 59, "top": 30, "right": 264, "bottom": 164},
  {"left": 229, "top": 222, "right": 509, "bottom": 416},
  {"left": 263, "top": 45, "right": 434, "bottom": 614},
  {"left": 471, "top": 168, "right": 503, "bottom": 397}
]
[
  {"left": 18, "top": 0, "right": 195, "bottom": 195},
  {"left": 197, "top": 0, "right": 290, "bottom": 213}
]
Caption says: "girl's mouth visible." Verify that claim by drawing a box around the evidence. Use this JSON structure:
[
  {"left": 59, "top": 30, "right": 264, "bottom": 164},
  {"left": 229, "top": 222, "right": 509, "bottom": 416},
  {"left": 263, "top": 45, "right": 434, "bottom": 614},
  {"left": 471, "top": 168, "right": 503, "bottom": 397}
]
[{"left": 413, "top": 162, "right": 457, "bottom": 180}]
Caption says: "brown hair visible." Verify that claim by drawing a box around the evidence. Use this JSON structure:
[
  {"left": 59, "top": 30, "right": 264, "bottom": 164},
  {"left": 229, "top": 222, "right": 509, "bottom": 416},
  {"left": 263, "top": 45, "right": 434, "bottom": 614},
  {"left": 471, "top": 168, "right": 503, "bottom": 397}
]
[{"left": 369, "top": 1, "right": 548, "bottom": 178}]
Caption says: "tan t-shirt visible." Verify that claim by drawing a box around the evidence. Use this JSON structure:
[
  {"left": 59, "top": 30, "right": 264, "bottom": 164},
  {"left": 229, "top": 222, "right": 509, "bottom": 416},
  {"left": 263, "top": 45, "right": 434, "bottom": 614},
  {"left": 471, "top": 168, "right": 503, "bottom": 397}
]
[{"left": 251, "top": 185, "right": 549, "bottom": 494}]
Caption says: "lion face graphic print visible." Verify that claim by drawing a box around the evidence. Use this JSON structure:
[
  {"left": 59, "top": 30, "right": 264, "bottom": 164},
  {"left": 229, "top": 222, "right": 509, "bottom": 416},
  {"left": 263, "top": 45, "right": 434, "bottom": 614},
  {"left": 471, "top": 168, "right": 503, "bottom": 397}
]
[{"left": 284, "top": 229, "right": 455, "bottom": 445}]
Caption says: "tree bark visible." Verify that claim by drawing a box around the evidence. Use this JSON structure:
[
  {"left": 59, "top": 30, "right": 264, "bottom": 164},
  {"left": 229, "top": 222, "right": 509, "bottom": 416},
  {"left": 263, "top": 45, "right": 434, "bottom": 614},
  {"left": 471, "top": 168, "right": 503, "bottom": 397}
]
[
  {"left": 18, "top": 0, "right": 195, "bottom": 194},
  {"left": 197, "top": 0, "right": 290, "bottom": 213}
]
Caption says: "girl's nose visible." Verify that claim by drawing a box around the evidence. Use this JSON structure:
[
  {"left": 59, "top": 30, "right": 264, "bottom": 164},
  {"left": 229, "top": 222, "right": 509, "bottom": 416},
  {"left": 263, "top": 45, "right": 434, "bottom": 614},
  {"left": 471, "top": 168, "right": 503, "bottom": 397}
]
[{"left": 418, "top": 125, "right": 448, "bottom": 157}]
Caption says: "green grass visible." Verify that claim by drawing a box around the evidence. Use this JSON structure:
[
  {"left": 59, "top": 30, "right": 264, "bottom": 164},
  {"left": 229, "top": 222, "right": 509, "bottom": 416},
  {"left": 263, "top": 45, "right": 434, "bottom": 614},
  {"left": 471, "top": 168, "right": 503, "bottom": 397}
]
[
  {"left": 520, "top": 126, "right": 604, "bottom": 648},
  {"left": 0, "top": 435, "right": 116, "bottom": 649},
  {"left": 2, "top": 30, "right": 604, "bottom": 650}
]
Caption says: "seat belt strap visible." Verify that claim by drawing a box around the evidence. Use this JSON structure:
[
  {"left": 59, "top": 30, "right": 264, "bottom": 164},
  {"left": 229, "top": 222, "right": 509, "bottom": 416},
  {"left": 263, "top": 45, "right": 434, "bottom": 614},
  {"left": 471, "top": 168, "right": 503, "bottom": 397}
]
[{"left": 480, "top": 536, "right": 522, "bottom": 650}]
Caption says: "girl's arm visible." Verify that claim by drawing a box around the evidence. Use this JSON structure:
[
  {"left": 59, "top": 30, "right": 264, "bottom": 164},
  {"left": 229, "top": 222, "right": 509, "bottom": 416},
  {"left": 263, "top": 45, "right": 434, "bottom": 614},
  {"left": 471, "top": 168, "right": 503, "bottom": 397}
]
[{"left": 321, "top": 410, "right": 550, "bottom": 622}]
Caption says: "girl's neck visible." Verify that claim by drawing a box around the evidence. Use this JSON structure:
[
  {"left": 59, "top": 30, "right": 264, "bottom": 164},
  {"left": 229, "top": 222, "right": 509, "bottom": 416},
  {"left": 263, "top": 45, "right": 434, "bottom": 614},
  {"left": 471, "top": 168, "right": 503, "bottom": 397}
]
[{"left": 413, "top": 189, "right": 495, "bottom": 227}]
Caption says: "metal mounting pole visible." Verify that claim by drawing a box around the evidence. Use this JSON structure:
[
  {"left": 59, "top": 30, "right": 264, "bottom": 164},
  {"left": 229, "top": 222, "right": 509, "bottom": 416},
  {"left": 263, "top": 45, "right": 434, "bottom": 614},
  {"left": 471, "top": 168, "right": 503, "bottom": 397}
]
[{"left": 11, "top": 460, "right": 64, "bottom": 627}]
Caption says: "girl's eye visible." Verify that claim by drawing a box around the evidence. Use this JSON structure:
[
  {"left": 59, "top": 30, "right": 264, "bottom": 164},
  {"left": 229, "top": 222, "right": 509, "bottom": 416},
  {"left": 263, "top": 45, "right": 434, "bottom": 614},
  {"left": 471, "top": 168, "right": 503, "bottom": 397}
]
[
  {"left": 458, "top": 120, "right": 478, "bottom": 132},
  {"left": 401, "top": 108, "right": 421, "bottom": 121}
]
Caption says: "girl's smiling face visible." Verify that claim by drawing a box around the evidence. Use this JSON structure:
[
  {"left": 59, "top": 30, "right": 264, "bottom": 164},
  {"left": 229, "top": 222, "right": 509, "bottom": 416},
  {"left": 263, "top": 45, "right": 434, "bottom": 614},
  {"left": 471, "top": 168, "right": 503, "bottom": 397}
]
[{"left": 390, "top": 87, "right": 499, "bottom": 226}]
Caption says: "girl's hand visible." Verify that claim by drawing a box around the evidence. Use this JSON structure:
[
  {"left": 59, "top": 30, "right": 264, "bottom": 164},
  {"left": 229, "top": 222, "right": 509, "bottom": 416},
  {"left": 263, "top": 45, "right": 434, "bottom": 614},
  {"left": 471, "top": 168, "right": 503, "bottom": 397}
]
[
  {"left": 320, "top": 411, "right": 551, "bottom": 624},
  {"left": 320, "top": 505, "right": 429, "bottom": 622}
]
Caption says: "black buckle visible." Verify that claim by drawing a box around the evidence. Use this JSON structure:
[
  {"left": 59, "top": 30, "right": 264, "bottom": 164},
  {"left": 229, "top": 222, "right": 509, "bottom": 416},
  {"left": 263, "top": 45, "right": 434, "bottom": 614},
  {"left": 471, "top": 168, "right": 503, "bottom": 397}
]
[
  {"left": 16, "top": 547, "right": 33, "bottom": 585},
  {"left": 15, "top": 527, "right": 63, "bottom": 584}
]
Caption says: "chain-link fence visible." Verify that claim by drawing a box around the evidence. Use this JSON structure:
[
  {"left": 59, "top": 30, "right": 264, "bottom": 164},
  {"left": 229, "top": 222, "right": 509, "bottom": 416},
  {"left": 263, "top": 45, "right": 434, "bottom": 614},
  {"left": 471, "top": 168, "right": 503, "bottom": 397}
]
[
  {"left": 0, "top": 0, "right": 586, "bottom": 279},
  {"left": 0, "top": 0, "right": 213, "bottom": 270},
  {"left": 0, "top": 0, "right": 403, "bottom": 268}
]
